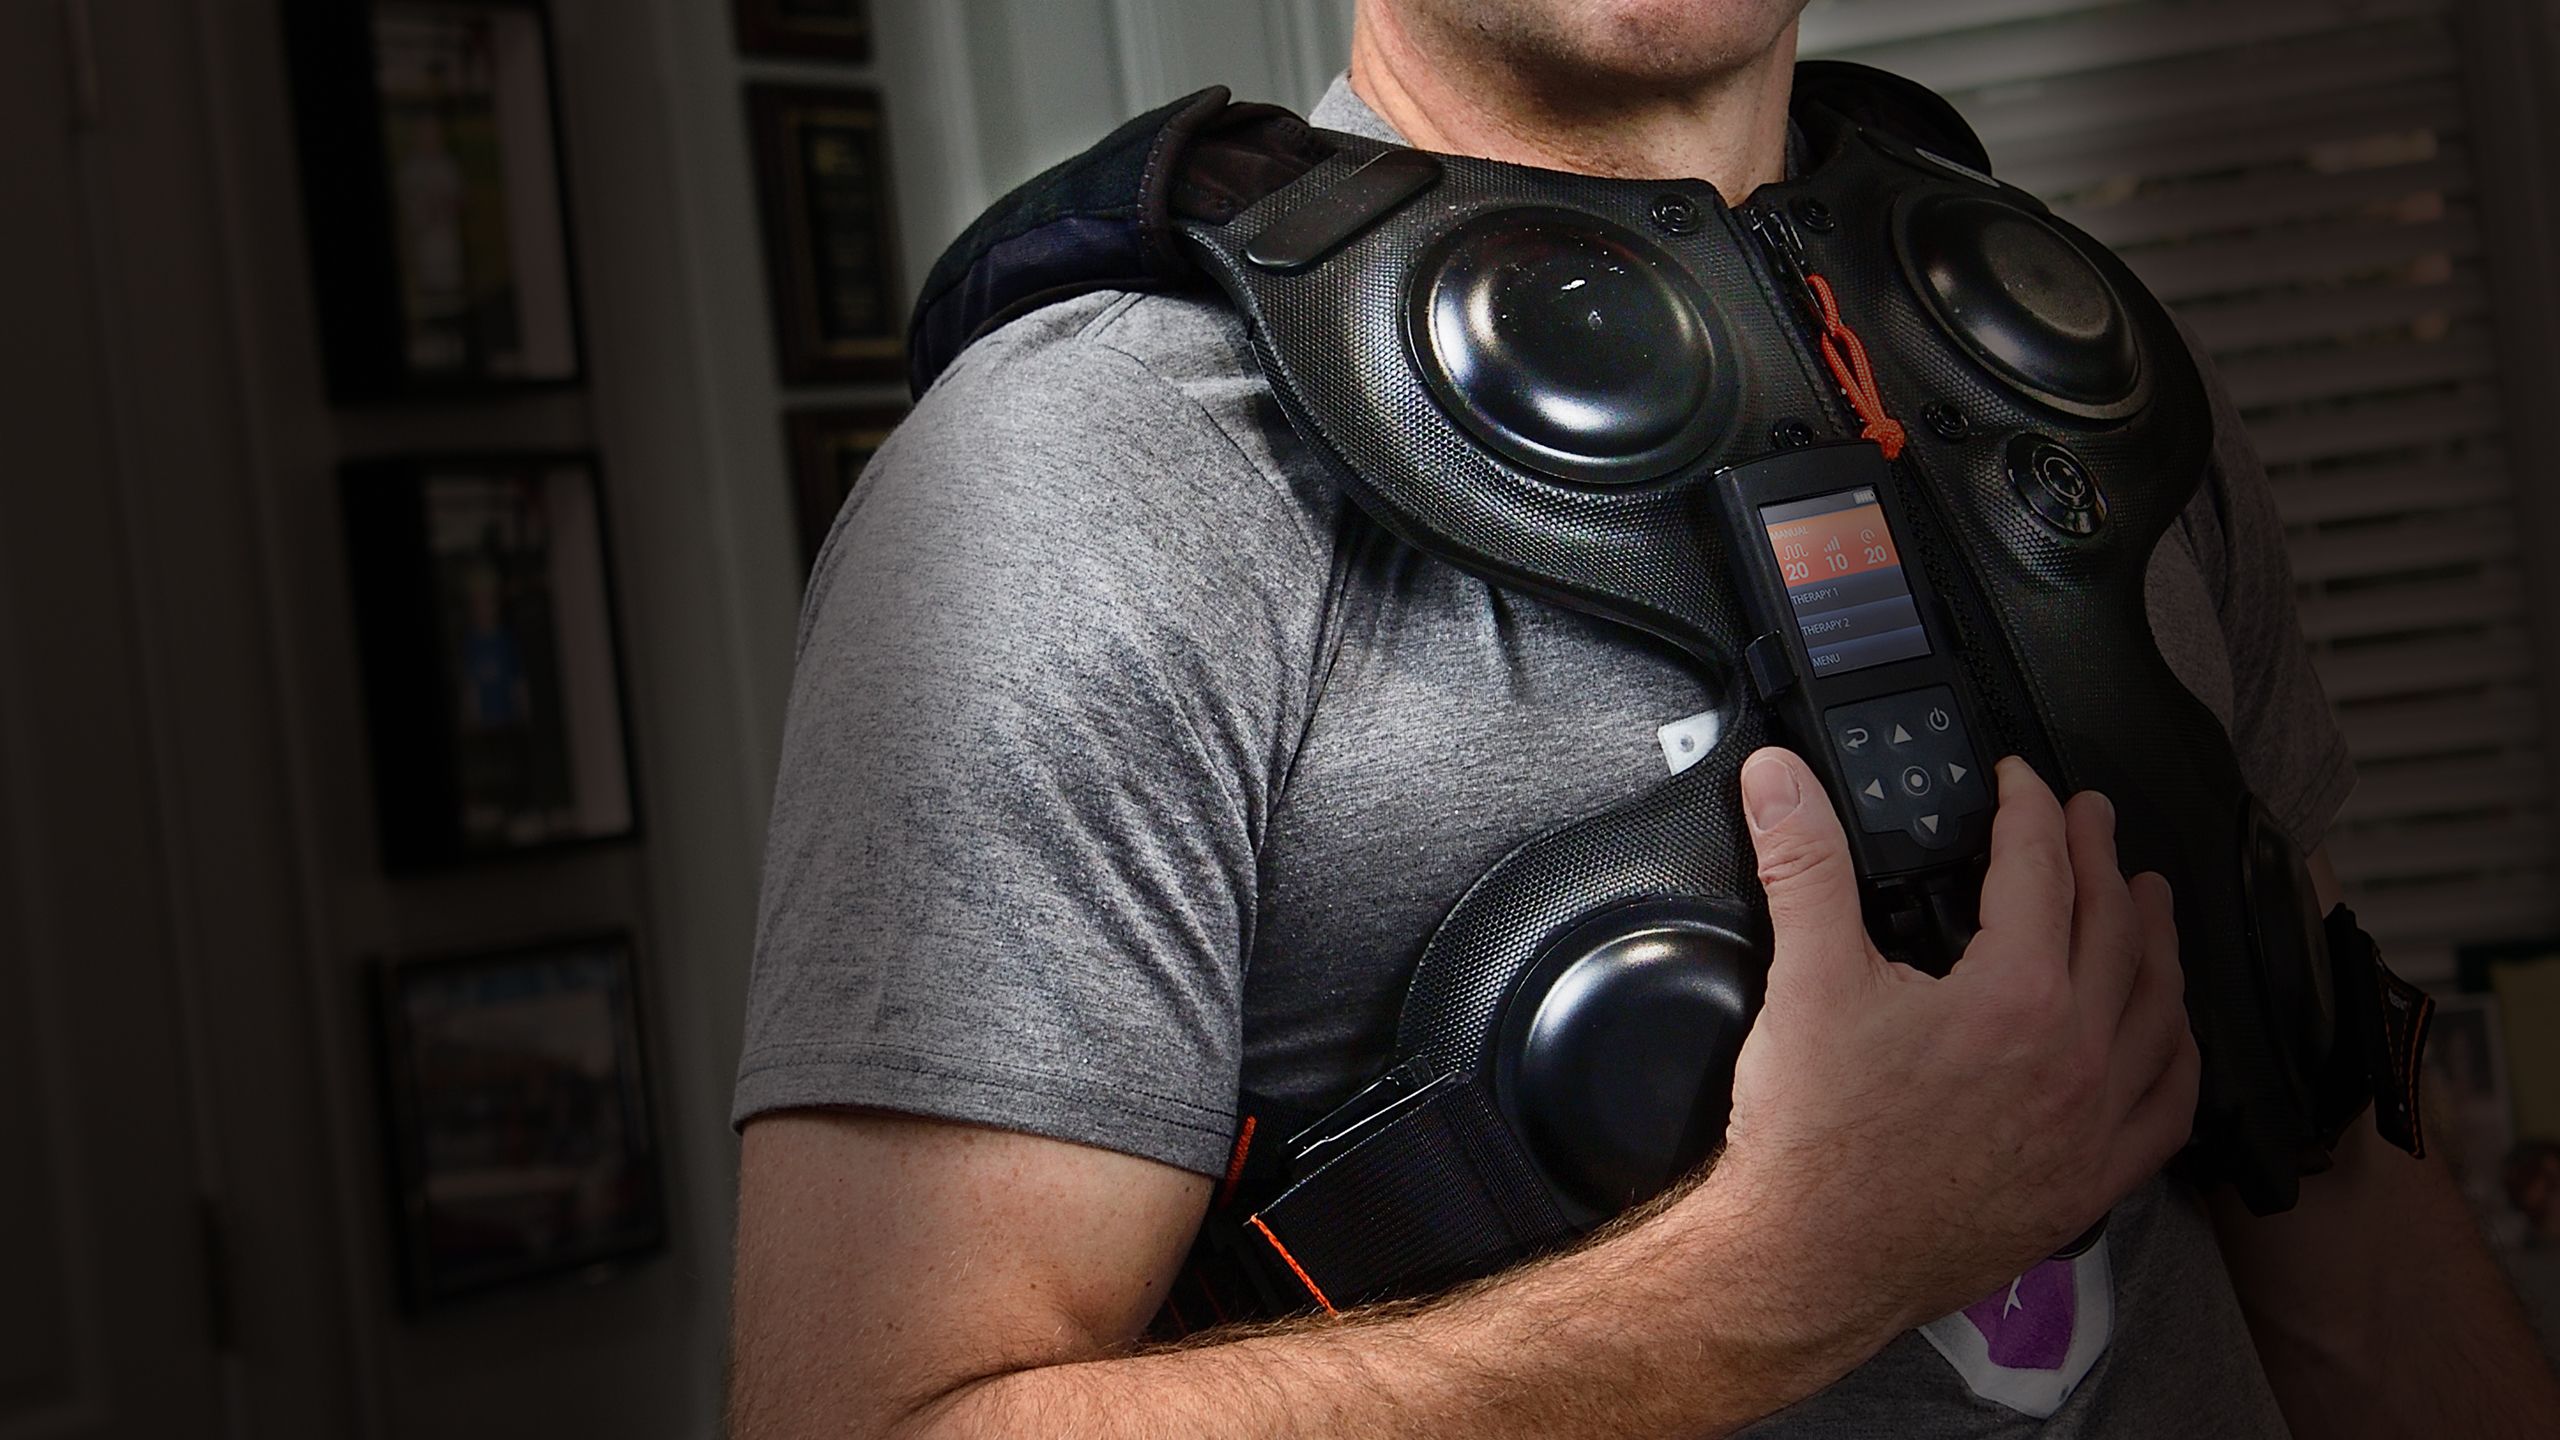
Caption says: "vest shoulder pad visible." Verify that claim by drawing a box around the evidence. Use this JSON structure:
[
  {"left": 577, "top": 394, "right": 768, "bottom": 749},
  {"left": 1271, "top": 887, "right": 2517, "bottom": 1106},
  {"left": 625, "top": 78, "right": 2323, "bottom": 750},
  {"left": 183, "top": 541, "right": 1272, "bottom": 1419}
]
[
  {"left": 905, "top": 86, "right": 1330, "bottom": 396},
  {"left": 1793, "top": 60, "right": 1992, "bottom": 176}
]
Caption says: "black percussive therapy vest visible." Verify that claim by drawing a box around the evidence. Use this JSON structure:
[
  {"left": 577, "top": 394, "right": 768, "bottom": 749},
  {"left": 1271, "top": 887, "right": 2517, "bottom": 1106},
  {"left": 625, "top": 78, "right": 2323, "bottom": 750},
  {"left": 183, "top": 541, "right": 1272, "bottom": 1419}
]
[{"left": 906, "top": 64, "right": 2437, "bottom": 1323}]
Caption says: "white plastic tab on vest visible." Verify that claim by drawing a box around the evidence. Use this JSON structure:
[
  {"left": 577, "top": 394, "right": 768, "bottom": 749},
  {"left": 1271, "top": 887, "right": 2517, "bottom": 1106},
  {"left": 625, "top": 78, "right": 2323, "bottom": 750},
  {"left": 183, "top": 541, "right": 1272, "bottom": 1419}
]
[{"left": 1657, "top": 710, "right": 1724, "bottom": 776}]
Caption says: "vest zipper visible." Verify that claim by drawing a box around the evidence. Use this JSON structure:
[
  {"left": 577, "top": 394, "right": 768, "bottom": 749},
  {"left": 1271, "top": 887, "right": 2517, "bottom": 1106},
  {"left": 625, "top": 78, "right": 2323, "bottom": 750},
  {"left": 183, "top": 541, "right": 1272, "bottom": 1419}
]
[
  {"left": 1739, "top": 197, "right": 2049, "bottom": 805},
  {"left": 1740, "top": 199, "right": 1844, "bottom": 425},
  {"left": 1740, "top": 198, "right": 1909, "bottom": 459},
  {"left": 1742, "top": 199, "right": 1818, "bottom": 316}
]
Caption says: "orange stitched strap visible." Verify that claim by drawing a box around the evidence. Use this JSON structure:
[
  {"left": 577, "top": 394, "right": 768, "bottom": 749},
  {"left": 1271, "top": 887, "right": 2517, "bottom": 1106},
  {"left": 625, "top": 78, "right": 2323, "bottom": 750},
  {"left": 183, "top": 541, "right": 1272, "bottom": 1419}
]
[
  {"left": 1804, "top": 273, "right": 1909, "bottom": 460},
  {"left": 1248, "top": 1214, "right": 1338, "bottom": 1317},
  {"left": 1218, "top": 1115, "right": 1259, "bottom": 1209}
]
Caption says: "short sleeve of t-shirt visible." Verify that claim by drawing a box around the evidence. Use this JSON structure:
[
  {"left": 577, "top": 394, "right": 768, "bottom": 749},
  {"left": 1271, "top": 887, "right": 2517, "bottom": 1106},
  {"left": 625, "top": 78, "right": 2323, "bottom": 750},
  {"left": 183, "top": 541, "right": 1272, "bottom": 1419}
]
[
  {"left": 730, "top": 291, "right": 1342, "bottom": 1176},
  {"left": 2180, "top": 337, "right": 2358, "bottom": 850}
]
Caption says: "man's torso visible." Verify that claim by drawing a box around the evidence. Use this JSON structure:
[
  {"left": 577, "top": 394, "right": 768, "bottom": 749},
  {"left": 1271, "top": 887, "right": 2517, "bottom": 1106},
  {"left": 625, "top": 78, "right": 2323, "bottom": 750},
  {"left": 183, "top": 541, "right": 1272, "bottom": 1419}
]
[{"left": 740, "top": 81, "right": 2344, "bottom": 1437}]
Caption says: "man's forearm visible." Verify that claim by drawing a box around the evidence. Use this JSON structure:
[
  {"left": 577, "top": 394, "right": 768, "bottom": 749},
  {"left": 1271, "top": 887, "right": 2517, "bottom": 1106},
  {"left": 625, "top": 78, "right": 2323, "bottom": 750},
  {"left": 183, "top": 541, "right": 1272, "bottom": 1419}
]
[
  {"left": 2215, "top": 851, "right": 2560, "bottom": 1436},
  {"left": 898, "top": 1181, "right": 1875, "bottom": 1440},
  {"left": 740, "top": 762, "right": 2196, "bottom": 1440},
  {"left": 2213, "top": 1124, "right": 2560, "bottom": 1439}
]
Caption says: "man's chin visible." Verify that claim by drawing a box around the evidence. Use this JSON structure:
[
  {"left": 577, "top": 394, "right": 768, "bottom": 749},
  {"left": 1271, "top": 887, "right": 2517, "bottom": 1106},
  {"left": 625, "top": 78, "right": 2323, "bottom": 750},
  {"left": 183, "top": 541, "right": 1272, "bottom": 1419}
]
[{"left": 1396, "top": 0, "right": 1810, "bottom": 91}]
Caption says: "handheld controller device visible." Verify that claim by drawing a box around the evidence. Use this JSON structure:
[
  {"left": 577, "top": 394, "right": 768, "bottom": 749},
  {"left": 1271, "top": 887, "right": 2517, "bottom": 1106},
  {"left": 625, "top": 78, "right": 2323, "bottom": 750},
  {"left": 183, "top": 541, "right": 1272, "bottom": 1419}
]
[{"left": 1713, "top": 442, "right": 1995, "bottom": 973}]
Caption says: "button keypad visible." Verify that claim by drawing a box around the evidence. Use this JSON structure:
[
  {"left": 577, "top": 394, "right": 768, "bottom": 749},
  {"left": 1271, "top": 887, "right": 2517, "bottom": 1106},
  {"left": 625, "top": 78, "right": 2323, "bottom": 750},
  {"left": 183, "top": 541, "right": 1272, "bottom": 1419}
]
[{"left": 1823, "top": 686, "right": 1988, "bottom": 848}]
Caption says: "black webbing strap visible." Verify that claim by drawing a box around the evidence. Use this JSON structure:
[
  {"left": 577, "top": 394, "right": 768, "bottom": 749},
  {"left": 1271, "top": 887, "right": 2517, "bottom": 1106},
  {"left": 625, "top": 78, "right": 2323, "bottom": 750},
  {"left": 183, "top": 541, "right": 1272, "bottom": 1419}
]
[
  {"left": 2324, "top": 904, "right": 2434, "bottom": 1157},
  {"left": 1151, "top": 1100, "right": 1304, "bottom": 1339},
  {"left": 1248, "top": 1073, "right": 1574, "bottom": 1312}
]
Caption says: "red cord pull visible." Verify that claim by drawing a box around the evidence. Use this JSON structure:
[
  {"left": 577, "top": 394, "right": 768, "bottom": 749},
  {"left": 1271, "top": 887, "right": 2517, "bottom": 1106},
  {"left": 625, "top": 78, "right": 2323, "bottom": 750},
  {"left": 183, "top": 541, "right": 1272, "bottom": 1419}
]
[{"left": 1804, "top": 273, "right": 1908, "bottom": 460}]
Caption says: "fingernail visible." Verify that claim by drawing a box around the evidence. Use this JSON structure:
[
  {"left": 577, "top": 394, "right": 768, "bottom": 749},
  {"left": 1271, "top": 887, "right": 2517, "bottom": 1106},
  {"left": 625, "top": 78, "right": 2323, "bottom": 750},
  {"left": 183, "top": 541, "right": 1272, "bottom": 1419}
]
[
  {"left": 2093, "top": 792, "right": 2117, "bottom": 829},
  {"left": 1742, "top": 752, "right": 1802, "bottom": 830}
]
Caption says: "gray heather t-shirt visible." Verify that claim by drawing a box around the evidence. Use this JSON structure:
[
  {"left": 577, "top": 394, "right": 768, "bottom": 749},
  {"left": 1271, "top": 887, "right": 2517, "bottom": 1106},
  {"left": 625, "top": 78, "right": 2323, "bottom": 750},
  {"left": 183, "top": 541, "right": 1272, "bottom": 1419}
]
[{"left": 737, "top": 80, "right": 2353, "bottom": 1438}]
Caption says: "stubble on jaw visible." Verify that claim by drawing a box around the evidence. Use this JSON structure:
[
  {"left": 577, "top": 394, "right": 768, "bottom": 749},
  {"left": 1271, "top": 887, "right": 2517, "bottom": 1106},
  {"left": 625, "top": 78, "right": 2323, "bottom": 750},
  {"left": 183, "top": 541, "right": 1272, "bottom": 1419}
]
[
  {"left": 1384, "top": 0, "right": 1814, "bottom": 97},
  {"left": 1354, "top": 0, "right": 1811, "bottom": 191}
]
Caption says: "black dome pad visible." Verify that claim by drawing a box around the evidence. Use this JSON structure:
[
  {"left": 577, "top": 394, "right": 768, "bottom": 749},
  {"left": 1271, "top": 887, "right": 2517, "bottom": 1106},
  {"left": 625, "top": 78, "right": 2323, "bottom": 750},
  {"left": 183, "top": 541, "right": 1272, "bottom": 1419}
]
[
  {"left": 1494, "top": 903, "right": 1761, "bottom": 1219},
  {"left": 1899, "top": 192, "right": 2146, "bottom": 419},
  {"left": 1408, "top": 208, "right": 1733, "bottom": 484}
]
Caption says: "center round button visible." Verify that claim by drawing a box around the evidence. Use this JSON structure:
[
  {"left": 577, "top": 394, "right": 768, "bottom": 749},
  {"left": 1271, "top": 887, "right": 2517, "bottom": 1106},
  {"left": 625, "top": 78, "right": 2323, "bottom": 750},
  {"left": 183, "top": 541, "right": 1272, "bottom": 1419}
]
[
  {"left": 1902, "top": 766, "right": 1933, "bottom": 797},
  {"left": 1407, "top": 207, "right": 1733, "bottom": 484},
  {"left": 2038, "top": 448, "right": 2094, "bottom": 506}
]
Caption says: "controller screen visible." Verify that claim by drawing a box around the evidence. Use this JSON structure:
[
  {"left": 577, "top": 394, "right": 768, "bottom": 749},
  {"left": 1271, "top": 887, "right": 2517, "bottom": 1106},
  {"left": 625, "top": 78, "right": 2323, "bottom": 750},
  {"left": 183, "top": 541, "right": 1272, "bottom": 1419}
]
[{"left": 1758, "top": 487, "right": 1933, "bottom": 675}]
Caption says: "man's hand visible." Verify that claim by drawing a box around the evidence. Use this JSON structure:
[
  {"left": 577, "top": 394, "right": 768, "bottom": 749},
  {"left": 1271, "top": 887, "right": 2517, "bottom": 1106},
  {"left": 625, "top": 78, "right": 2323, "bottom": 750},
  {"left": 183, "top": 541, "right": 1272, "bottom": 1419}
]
[
  {"left": 725, "top": 748, "right": 2200, "bottom": 1439},
  {"left": 1708, "top": 748, "right": 2199, "bottom": 1343}
]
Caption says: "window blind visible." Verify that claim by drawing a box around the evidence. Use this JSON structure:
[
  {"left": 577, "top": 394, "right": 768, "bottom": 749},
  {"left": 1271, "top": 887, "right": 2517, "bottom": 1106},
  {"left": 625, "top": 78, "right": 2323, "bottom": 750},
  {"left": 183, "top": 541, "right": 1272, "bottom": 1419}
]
[{"left": 1800, "top": 0, "right": 2557, "bottom": 972}]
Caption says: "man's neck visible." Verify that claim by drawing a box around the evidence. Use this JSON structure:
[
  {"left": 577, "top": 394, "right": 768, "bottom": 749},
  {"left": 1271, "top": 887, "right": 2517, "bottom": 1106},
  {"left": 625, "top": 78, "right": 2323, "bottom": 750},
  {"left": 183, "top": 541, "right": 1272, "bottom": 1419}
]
[{"left": 1347, "top": 6, "right": 1799, "bottom": 207}]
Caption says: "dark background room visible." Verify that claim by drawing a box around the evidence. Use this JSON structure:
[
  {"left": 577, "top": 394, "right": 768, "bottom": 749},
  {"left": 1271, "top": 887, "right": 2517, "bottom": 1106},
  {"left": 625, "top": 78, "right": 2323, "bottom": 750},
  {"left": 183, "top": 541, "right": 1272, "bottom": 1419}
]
[{"left": 5, "top": 0, "right": 2559, "bottom": 1436}]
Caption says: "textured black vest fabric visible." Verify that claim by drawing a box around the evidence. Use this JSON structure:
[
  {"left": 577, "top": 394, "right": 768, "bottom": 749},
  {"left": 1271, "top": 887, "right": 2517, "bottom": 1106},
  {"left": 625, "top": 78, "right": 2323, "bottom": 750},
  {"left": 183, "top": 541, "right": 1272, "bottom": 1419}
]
[{"left": 903, "top": 67, "right": 2416, "bottom": 1321}]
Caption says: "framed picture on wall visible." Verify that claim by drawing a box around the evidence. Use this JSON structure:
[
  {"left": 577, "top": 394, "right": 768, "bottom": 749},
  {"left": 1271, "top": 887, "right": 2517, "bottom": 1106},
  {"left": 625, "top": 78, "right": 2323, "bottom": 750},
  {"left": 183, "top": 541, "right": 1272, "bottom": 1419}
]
[
  {"left": 732, "top": 0, "right": 872, "bottom": 62},
  {"left": 747, "top": 84, "right": 905, "bottom": 385},
  {"left": 372, "top": 932, "right": 666, "bottom": 1307},
  {"left": 786, "top": 404, "right": 905, "bottom": 568},
  {"left": 282, "top": 0, "right": 584, "bottom": 401},
  {"left": 341, "top": 453, "right": 639, "bottom": 871}
]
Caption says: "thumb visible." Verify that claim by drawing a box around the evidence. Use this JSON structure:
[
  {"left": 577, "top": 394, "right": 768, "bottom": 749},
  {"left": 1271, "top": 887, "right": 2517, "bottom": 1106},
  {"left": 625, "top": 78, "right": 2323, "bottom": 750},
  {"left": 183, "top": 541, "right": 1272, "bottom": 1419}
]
[{"left": 1741, "top": 747, "right": 1877, "bottom": 987}]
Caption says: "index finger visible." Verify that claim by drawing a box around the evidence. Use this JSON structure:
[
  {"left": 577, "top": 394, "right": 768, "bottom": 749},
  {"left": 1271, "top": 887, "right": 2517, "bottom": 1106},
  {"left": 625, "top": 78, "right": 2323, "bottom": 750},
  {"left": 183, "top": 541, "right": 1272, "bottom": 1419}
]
[
  {"left": 1966, "top": 757, "right": 2074, "bottom": 972},
  {"left": 2065, "top": 790, "right": 2142, "bottom": 1022}
]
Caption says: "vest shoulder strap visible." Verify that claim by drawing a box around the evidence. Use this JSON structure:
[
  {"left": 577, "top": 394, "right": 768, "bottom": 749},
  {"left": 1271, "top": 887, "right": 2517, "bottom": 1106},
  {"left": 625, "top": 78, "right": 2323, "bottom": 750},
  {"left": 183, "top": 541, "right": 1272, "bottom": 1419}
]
[
  {"left": 902, "top": 63, "right": 1992, "bottom": 398},
  {"left": 904, "top": 86, "right": 1333, "bottom": 395},
  {"left": 1792, "top": 59, "right": 1992, "bottom": 175}
]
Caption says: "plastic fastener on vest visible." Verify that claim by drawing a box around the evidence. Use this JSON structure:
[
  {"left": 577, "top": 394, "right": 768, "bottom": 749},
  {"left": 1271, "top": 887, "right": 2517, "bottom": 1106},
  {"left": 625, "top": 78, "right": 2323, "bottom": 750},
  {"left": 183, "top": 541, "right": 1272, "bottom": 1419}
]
[
  {"left": 1747, "top": 633, "right": 1796, "bottom": 700},
  {"left": 1245, "top": 150, "right": 1444, "bottom": 273}
]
